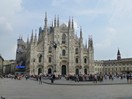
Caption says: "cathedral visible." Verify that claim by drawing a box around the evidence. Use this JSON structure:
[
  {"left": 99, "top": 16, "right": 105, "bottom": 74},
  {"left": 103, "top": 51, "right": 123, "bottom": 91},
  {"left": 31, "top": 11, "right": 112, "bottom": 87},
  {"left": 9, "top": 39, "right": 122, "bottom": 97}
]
[
  {"left": 16, "top": 13, "right": 95, "bottom": 75},
  {"left": 16, "top": 13, "right": 132, "bottom": 76}
]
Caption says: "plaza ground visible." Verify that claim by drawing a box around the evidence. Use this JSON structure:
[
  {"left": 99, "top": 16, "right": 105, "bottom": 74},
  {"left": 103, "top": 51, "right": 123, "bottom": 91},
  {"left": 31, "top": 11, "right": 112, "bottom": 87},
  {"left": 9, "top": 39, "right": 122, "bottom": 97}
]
[{"left": 0, "top": 78, "right": 132, "bottom": 99}]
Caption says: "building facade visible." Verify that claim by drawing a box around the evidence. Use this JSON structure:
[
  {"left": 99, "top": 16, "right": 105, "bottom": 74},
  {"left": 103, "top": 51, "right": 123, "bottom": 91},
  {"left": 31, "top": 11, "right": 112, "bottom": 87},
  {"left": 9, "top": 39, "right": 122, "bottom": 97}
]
[
  {"left": 95, "top": 50, "right": 132, "bottom": 75},
  {"left": 16, "top": 13, "right": 94, "bottom": 75},
  {"left": 0, "top": 55, "right": 4, "bottom": 75},
  {"left": 16, "top": 13, "right": 132, "bottom": 76},
  {"left": 3, "top": 60, "right": 16, "bottom": 75}
]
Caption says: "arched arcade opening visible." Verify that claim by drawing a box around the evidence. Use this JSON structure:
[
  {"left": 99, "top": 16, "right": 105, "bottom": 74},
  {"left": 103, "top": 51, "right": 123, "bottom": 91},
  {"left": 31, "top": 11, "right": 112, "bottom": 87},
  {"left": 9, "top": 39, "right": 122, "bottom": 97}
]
[{"left": 61, "top": 65, "right": 67, "bottom": 76}]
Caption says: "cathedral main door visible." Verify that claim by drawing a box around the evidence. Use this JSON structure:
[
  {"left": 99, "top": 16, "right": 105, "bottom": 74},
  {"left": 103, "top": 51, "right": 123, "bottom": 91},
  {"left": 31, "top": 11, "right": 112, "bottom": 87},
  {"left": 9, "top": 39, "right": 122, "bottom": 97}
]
[
  {"left": 84, "top": 69, "right": 87, "bottom": 74},
  {"left": 76, "top": 69, "right": 79, "bottom": 75},
  {"left": 48, "top": 68, "right": 52, "bottom": 74},
  {"left": 38, "top": 68, "right": 42, "bottom": 75},
  {"left": 61, "top": 65, "right": 66, "bottom": 76}
]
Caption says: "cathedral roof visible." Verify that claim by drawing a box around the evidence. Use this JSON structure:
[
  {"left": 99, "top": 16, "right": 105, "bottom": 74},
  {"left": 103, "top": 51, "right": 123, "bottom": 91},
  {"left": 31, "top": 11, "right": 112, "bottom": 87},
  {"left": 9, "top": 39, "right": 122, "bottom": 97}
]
[
  {"left": 60, "top": 23, "right": 67, "bottom": 28},
  {"left": 0, "top": 55, "right": 4, "bottom": 61}
]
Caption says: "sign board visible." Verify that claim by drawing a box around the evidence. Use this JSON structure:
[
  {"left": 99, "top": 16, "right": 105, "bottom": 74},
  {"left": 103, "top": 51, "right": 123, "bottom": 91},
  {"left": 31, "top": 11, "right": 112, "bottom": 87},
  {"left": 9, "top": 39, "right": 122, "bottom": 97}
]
[{"left": 16, "top": 66, "right": 26, "bottom": 69}]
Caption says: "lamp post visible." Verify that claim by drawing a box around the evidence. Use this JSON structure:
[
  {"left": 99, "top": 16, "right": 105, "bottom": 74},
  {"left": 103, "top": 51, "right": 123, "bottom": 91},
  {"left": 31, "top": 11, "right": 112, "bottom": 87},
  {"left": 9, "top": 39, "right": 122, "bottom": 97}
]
[
  {"left": 79, "top": 65, "right": 82, "bottom": 75},
  {"left": 52, "top": 42, "right": 57, "bottom": 73},
  {"left": 33, "top": 58, "right": 35, "bottom": 75}
]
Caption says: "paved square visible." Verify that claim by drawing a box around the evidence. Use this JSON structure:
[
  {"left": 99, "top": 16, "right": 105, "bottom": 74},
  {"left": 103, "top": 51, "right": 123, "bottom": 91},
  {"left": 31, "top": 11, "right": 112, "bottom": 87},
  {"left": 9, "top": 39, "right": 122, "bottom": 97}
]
[{"left": 0, "top": 78, "right": 132, "bottom": 99}]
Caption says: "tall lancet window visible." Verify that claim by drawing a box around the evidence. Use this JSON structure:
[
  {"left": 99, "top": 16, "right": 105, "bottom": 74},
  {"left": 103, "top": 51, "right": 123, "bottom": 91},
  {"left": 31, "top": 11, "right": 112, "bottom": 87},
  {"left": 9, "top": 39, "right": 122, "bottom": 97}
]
[
  {"left": 48, "top": 46, "right": 52, "bottom": 53},
  {"left": 76, "top": 58, "right": 78, "bottom": 63},
  {"left": 49, "top": 57, "right": 52, "bottom": 63},
  {"left": 75, "top": 48, "right": 78, "bottom": 54},
  {"left": 62, "top": 34, "right": 66, "bottom": 44},
  {"left": 62, "top": 49, "right": 66, "bottom": 56},
  {"left": 39, "top": 54, "right": 42, "bottom": 63},
  {"left": 84, "top": 58, "right": 87, "bottom": 63}
]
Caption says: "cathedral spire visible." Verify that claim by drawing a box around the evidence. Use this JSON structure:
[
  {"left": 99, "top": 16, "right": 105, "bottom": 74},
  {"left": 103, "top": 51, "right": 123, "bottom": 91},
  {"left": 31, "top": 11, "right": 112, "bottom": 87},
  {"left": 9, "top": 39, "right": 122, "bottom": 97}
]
[
  {"left": 44, "top": 12, "right": 47, "bottom": 29},
  {"left": 68, "top": 16, "right": 71, "bottom": 29},
  {"left": 27, "top": 36, "right": 29, "bottom": 45},
  {"left": 91, "top": 35, "right": 93, "bottom": 47},
  {"left": 85, "top": 39, "right": 87, "bottom": 48},
  {"left": 117, "top": 49, "right": 121, "bottom": 60},
  {"left": 88, "top": 35, "right": 93, "bottom": 48},
  {"left": 20, "top": 36, "right": 23, "bottom": 40},
  {"left": 80, "top": 26, "right": 82, "bottom": 39},
  {"left": 57, "top": 15, "right": 59, "bottom": 27},
  {"left": 34, "top": 29, "right": 37, "bottom": 43},
  {"left": 54, "top": 15, "right": 56, "bottom": 27},
  {"left": 31, "top": 29, "right": 34, "bottom": 43},
  {"left": 72, "top": 17, "right": 74, "bottom": 29},
  {"left": 19, "top": 35, "right": 21, "bottom": 40},
  {"left": 52, "top": 20, "right": 53, "bottom": 27}
]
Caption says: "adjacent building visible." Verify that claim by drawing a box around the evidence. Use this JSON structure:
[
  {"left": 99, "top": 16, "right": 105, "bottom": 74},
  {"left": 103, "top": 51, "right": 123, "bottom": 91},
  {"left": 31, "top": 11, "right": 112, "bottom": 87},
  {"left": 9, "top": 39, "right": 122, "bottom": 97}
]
[
  {"left": 0, "top": 55, "right": 4, "bottom": 75},
  {"left": 95, "top": 49, "right": 132, "bottom": 75},
  {"left": 3, "top": 60, "right": 16, "bottom": 74}
]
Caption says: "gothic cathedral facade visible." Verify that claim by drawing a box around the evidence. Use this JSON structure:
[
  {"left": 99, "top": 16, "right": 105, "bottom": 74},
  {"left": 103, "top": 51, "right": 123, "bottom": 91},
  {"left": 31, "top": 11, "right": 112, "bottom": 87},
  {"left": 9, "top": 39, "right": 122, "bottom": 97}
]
[{"left": 16, "top": 13, "right": 95, "bottom": 75}]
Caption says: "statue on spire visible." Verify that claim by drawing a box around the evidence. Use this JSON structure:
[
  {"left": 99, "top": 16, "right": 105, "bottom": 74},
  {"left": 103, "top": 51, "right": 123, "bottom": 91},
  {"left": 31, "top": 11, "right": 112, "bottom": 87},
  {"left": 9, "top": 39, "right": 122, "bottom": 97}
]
[
  {"left": 44, "top": 12, "right": 47, "bottom": 29},
  {"left": 57, "top": 15, "right": 59, "bottom": 27},
  {"left": 54, "top": 15, "right": 56, "bottom": 27},
  {"left": 68, "top": 16, "right": 71, "bottom": 29},
  {"left": 72, "top": 17, "right": 74, "bottom": 29}
]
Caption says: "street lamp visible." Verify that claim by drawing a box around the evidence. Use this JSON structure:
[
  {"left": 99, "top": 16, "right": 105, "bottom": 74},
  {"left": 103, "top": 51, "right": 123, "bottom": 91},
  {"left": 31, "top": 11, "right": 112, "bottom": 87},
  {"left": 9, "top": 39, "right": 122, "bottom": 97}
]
[
  {"left": 52, "top": 41, "right": 58, "bottom": 73},
  {"left": 79, "top": 65, "right": 82, "bottom": 74},
  {"left": 33, "top": 58, "right": 35, "bottom": 75}
]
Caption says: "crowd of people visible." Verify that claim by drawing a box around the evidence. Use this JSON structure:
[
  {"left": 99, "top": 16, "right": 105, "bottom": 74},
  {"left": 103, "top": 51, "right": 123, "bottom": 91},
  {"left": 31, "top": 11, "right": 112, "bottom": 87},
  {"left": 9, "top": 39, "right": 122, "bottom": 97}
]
[
  {"left": 65, "top": 73, "right": 132, "bottom": 83},
  {"left": 0, "top": 73, "right": 60, "bottom": 84},
  {"left": 0, "top": 74, "right": 25, "bottom": 80},
  {"left": 30, "top": 73, "right": 58, "bottom": 84},
  {"left": 1, "top": 72, "right": 132, "bottom": 84}
]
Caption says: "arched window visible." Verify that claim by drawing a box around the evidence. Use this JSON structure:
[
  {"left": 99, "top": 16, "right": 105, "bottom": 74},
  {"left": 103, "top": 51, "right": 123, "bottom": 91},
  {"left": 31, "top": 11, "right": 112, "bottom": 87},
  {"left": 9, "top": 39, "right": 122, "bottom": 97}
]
[
  {"left": 48, "top": 46, "right": 52, "bottom": 53},
  {"left": 39, "top": 54, "right": 42, "bottom": 63},
  {"left": 49, "top": 57, "right": 51, "bottom": 63},
  {"left": 76, "top": 58, "right": 78, "bottom": 63},
  {"left": 62, "top": 49, "right": 66, "bottom": 56},
  {"left": 127, "top": 67, "right": 129, "bottom": 70},
  {"left": 119, "top": 67, "right": 121, "bottom": 71},
  {"left": 84, "top": 58, "right": 87, "bottom": 63},
  {"left": 84, "top": 69, "right": 87, "bottom": 74},
  {"left": 115, "top": 67, "right": 117, "bottom": 71},
  {"left": 123, "top": 67, "right": 125, "bottom": 70},
  {"left": 75, "top": 48, "right": 78, "bottom": 54},
  {"left": 62, "top": 34, "right": 66, "bottom": 44}
]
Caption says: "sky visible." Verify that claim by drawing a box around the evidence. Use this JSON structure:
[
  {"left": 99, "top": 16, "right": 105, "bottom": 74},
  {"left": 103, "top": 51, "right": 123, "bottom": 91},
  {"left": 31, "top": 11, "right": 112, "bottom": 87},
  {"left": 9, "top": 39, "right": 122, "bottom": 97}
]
[{"left": 0, "top": 0, "right": 132, "bottom": 60}]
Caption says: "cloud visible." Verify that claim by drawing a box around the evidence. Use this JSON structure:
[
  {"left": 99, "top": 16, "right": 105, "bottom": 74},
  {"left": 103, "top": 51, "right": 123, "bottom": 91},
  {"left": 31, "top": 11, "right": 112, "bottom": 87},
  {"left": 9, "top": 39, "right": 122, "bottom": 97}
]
[
  {"left": 0, "top": 0, "right": 22, "bottom": 59},
  {"left": 0, "top": 17, "right": 13, "bottom": 35},
  {"left": 51, "top": 0, "right": 66, "bottom": 6},
  {"left": 76, "top": 9, "right": 104, "bottom": 16},
  {"left": 0, "top": 0, "right": 22, "bottom": 16},
  {"left": 74, "top": 20, "right": 79, "bottom": 31},
  {"left": 95, "top": 27, "right": 117, "bottom": 49},
  {"left": 96, "top": 0, "right": 132, "bottom": 24},
  {"left": 73, "top": 0, "right": 87, "bottom": 4},
  {"left": 12, "top": 44, "right": 17, "bottom": 55}
]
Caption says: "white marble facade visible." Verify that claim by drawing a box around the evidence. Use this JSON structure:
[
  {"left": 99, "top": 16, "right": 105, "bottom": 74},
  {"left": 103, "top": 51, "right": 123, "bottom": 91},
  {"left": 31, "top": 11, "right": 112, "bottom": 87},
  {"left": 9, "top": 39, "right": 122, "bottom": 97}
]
[{"left": 16, "top": 13, "right": 94, "bottom": 75}]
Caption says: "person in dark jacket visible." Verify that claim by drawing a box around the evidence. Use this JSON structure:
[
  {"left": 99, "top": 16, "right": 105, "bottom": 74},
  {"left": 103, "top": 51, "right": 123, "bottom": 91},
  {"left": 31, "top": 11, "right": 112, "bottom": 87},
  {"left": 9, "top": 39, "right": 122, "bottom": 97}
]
[
  {"left": 51, "top": 74, "right": 55, "bottom": 83},
  {"left": 38, "top": 74, "right": 42, "bottom": 84}
]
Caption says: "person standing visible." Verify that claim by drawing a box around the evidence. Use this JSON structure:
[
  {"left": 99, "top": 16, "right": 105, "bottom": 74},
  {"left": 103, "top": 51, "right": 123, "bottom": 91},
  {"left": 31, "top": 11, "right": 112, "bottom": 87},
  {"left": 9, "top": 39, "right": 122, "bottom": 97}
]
[
  {"left": 38, "top": 74, "right": 42, "bottom": 84},
  {"left": 51, "top": 74, "right": 55, "bottom": 83}
]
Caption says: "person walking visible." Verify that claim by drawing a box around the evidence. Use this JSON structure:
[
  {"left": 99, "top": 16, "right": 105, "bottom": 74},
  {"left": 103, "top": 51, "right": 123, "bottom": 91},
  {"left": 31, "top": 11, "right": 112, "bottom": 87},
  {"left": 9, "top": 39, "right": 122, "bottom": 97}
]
[
  {"left": 51, "top": 74, "right": 55, "bottom": 83},
  {"left": 25, "top": 75, "right": 28, "bottom": 80},
  {"left": 38, "top": 74, "right": 42, "bottom": 84}
]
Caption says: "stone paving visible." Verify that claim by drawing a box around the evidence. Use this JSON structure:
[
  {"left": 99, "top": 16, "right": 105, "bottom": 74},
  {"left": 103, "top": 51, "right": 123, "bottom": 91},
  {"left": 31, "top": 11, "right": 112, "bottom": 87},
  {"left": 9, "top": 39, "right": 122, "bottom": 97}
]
[
  {"left": 40, "top": 77, "right": 130, "bottom": 85},
  {"left": 0, "top": 78, "right": 132, "bottom": 99}
]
